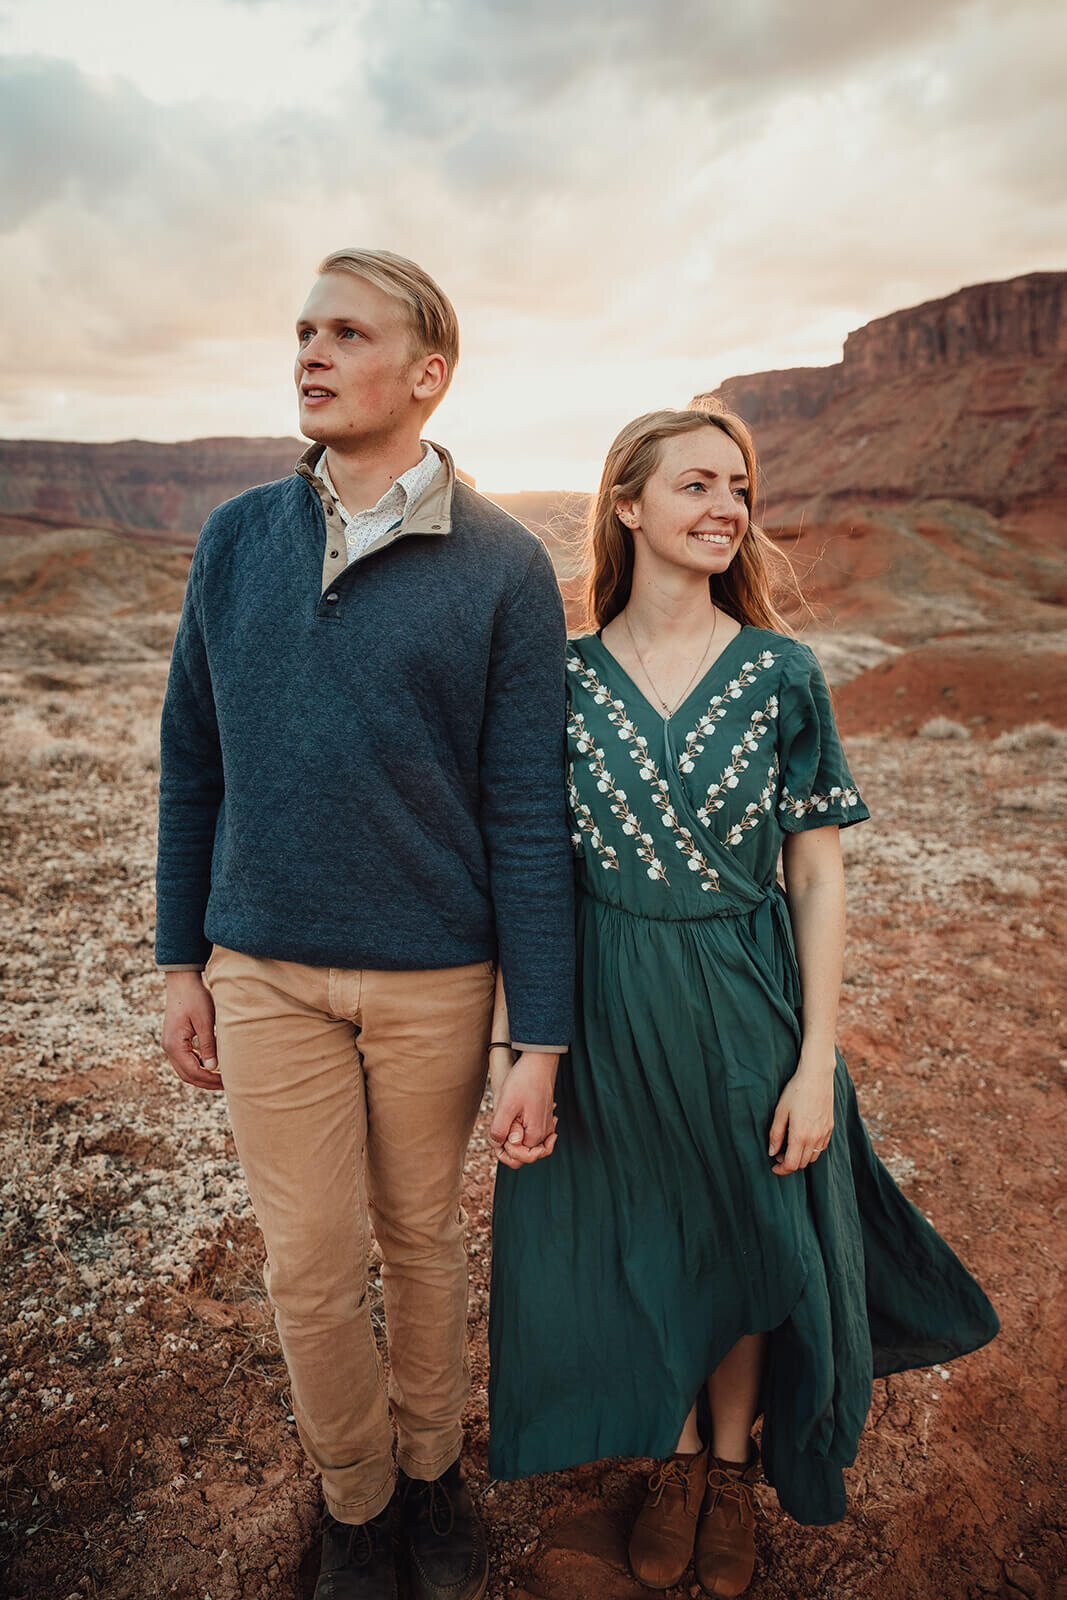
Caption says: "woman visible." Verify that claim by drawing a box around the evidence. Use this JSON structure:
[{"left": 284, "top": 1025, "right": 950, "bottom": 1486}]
[{"left": 486, "top": 405, "right": 998, "bottom": 1597}]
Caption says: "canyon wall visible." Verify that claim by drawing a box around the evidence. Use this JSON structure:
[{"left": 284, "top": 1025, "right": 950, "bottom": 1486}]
[
  {"left": 706, "top": 272, "right": 1067, "bottom": 522},
  {"left": 0, "top": 437, "right": 303, "bottom": 541}
]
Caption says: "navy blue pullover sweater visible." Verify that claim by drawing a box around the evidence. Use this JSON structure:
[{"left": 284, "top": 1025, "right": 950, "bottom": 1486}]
[{"left": 155, "top": 451, "right": 574, "bottom": 1046}]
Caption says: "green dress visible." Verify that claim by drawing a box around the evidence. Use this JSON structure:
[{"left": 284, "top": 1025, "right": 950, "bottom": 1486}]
[{"left": 488, "top": 626, "right": 998, "bottom": 1526}]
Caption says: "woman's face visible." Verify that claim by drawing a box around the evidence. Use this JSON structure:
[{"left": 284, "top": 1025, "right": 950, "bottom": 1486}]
[{"left": 618, "top": 428, "right": 749, "bottom": 580}]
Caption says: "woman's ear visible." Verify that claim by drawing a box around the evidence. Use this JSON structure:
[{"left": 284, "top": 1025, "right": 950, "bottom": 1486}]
[{"left": 615, "top": 498, "right": 639, "bottom": 531}]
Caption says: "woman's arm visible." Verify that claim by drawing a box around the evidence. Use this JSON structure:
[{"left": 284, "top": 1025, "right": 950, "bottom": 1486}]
[
  {"left": 488, "top": 968, "right": 560, "bottom": 1170},
  {"left": 767, "top": 825, "right": 844, "bottom": 1175}
]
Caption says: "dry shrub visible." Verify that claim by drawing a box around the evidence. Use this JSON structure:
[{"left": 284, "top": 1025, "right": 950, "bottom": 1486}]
[
  {"left": 0, "top": 710, "right": 47, "bottom": 780},
  {"left": 29, "top": 738, "right": 102, "bottom": 774},
  {"left": 130, "top": 729, "right": 161, "bottom": 773},
  {"left": 992, "top": 722, "right": 1067, "bottom": 752},
  {"left": 918, "top": 716, "right": 970, "bottom": 740},
  {"left": 995, "top": 870, "right": 1041, "bottom": 899}
]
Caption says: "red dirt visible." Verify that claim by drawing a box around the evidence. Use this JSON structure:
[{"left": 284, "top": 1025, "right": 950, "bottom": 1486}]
[{"left": 834, "top": 635, "right": 1067, "bottom": 737}]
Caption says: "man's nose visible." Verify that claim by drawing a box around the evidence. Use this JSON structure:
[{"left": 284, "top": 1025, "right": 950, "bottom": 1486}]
[{"left": 298, "top": 335, "right": 330, "bottom": 368}]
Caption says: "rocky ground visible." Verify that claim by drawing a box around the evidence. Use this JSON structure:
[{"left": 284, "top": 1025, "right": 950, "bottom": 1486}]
[{"left": 0, "top": 656, "right": 1064, "bottom": 1600}]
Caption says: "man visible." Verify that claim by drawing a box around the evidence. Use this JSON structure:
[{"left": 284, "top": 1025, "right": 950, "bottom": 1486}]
[{"left": 157, "top": 249, "right": 574, "bottom": 1600}]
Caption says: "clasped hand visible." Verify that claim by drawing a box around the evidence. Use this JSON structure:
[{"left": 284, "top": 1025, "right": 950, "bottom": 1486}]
[{"left": 489, "top": 1051, "right": 559, "bottom": 1169}]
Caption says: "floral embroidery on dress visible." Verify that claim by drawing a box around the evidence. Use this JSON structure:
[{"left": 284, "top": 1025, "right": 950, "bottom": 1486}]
[
  {"left": 568, "top": 709, "right": 667, "bottom": 879},
  {"left": 696, "top": 697, "right": 779, "bottom": 826},
  {"left": 567, "top": 762, "right": 619, "bottom": 871},
  {"left": 723, "top": 759, "right": 779, "bottom": 848},
  {"left": 677, "top": 651, "right": 779, "bottom": 774},
  {"left": 778, "top": 782, "right": 862, "bottom": 819},
  {"left": 567, "top": 652, "right": 720, "bottom": 891}
]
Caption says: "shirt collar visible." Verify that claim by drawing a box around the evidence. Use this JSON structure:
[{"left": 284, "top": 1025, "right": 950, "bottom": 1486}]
[
  {"left": 313, "top": 442, "right": 441, "bottom": 527},
  {"left": 296, "top": 440, "right": 457, "bottom": 539}
]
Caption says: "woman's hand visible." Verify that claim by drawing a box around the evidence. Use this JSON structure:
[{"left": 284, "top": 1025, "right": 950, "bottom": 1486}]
[
  {"left": 767, "top": 1049, "right": 835, "bottom": 1175},
  {"left": 490, "top": 1051, "right": 559, "bottom": 1169}
]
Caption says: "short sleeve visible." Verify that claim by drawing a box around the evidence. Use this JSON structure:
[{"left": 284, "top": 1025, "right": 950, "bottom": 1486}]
[{"left": 777, "top": 645, "right": 870, "bottom": 832}]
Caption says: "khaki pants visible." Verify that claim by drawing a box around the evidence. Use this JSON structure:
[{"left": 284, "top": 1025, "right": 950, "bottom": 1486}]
[{"left": 203, "top": 946, "right": 494, "bottom": 1523}]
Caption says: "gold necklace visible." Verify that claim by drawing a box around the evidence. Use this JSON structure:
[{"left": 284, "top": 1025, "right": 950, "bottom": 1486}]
[{"left": 621, "top": 608, "right": 719, "bottom": 719}]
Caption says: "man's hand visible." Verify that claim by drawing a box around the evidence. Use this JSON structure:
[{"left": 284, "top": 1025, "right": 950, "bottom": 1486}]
[
  {"left": 162, "top": 971, "right": 222, "bottom": 1091},
  {"left": 490, "top": 1051, "right": 559, "bottom": 1169}
]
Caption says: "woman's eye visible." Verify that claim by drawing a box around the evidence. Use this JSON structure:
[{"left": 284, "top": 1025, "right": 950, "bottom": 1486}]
[
  {"left": 733, "top": 488, "right": 748, "bottom": 500},
  {"left": 683, "top": 481, "right": 705, "bottom": 493}
]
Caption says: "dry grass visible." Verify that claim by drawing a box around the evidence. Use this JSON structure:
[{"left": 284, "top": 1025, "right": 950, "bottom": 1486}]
[
  {"left": 992, "top": 721, "right": 1067, "bottom": 752},
  {"left": 918, "top": 716, "right": 971, "bottom": 739}
]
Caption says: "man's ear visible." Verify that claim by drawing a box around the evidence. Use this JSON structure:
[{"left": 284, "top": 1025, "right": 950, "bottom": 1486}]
[{"left": 412, "top": 353, "right": 449, "bottom": 406}]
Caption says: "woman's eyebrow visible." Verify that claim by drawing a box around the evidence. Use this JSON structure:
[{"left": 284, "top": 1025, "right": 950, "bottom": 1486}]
[{"left": 675, "top": 466, "right": 750, "bottom": 481}]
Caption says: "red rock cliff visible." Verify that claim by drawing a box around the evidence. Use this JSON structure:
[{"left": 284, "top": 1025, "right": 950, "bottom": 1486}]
[
  {"left": 0, "top": 437, "right": 303, "bottom": 540},
  {"left": 711, "top": 272, "right": 1067, "bottom": 518},
  {"left": 715, "top": 272, "right": 1066, "bottom": 425}
]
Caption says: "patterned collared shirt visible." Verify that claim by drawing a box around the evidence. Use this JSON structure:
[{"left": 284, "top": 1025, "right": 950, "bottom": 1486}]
[{"left": 314, "top": 443, "right": 443, "bottom": 564}]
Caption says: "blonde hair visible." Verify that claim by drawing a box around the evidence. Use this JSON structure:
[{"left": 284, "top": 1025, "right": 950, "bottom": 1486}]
[
  {"left": 317, "top": 247, "right": 460, "bottom": 402},
  {"left": 584, "top": 406, "right": 796, "bottom": 633}
]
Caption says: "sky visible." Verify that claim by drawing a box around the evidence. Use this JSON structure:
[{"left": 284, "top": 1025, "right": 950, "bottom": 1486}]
[{"left": 1, "top": 0, "right": 1065, "bottom": 491}]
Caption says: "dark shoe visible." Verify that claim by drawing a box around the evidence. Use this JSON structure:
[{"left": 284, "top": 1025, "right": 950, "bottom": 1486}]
[
  {"left": 399, "top": 1456, "right": 488, "bottom": 1600},
  {"left": 315, "top": 1497, "right": 398, "bottom": 1600},
  {"left": 628, "top": 1447, "right": 708, "bottom": 1589},
  {"left": 694, "top": 1443, "right": 760, "bottom": 1597}
]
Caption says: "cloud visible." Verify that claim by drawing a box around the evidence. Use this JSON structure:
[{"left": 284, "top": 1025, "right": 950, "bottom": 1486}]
[
  {"left": 0, "top": 0, "right": 1064, "bottom": 486},
  {"left": 0, "top": 58, "right": 148, "bottom": 228}
]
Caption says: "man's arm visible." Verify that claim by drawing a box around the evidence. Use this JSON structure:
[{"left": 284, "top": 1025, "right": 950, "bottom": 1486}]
[
  {"left": 479, "top": 539, "right": 575, "bottom": 1051},
  {"left": 156, "top": 542, "right": 225, "bottom": 1090}
]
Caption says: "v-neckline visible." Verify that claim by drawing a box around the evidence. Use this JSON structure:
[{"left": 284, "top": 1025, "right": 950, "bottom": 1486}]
[{"left": 582, "top": 625, "right": 751, "bottom": 728}]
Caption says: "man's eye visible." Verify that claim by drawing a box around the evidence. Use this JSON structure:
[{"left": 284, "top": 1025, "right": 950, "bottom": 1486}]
[
  {"left": 340, "top": 327, "right": 360, "bottom": 339},
  {"left": 298, "top": 329, "right": 313, "bottom": 343}
]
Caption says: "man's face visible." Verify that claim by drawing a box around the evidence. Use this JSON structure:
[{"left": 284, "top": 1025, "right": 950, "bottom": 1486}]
[{"left": 294, "top": 272, "right": 426, "bottom": 447}]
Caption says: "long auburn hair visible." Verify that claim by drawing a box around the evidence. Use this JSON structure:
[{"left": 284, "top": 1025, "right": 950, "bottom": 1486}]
[{"left": 583, "top": 403, "right": 796, "bottom": 633}]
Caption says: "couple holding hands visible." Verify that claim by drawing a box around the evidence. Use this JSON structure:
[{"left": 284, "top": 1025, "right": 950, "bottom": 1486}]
[{"left": 158, "top": 249, "right": 997, "bottom": 1600}]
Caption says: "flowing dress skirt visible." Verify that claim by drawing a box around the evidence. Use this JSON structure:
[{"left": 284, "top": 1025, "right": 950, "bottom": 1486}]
[{"left": 489, "top": 888, "right": 999, "bottom": 1525}]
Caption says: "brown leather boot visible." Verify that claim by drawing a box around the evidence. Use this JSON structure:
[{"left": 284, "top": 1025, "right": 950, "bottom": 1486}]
[
  {"left": 694, "top": 1444, "right": 760, "bottom": 1597},
  {"left": 628, "top": 1447, "right": 708, "bottom": 1590}
]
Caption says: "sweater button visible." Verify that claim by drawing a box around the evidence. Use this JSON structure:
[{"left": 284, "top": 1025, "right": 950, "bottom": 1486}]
[{"left": 325, "top": 592, "right": 339, "bottom": 604}]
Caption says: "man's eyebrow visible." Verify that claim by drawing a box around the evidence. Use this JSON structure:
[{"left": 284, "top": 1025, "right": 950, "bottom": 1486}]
[{"left": 295, "top": 316, "right": 372, "bottom": 332}]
